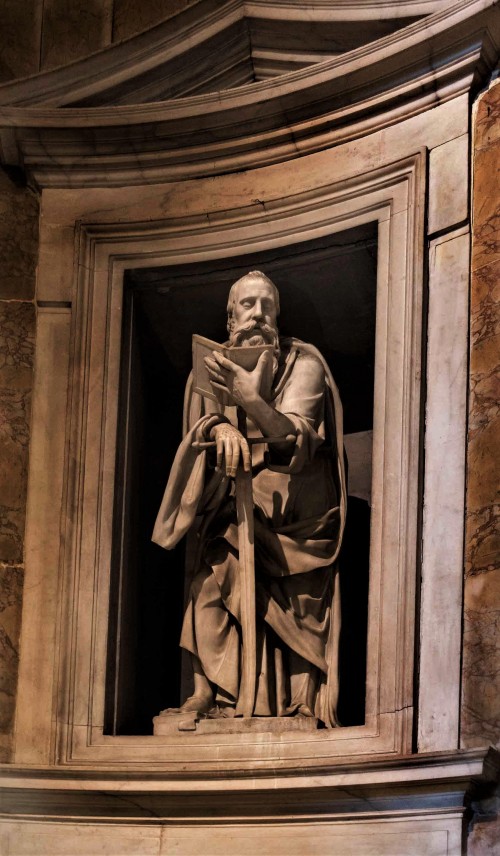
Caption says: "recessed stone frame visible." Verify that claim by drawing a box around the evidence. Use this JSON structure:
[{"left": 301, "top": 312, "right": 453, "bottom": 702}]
[{"left": 14, "top": 151, "right": 425, "bottom": 770}]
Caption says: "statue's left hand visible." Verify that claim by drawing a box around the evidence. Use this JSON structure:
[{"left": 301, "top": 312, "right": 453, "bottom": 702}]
[
  {"left": 209, "top": 422, "right": 251, "bottom": 477},
  {"left": 205, "top": 350, "right": 270, "bottom": 409}
]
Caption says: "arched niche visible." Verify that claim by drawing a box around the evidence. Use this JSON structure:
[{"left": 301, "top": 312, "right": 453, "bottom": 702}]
[
  {"left": 106, "top": 221, "right": 377, "bottom": 735},
  {"left": 13, "top": 147, "right": 428, "bottom": 767}
]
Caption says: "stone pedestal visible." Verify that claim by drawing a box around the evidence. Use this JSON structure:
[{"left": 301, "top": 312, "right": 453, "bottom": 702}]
[{"left": 153, "top": 712, "right": 319, "bottom": 736}]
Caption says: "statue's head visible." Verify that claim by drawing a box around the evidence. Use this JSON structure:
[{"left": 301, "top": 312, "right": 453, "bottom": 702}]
[{"left": 226, "top": 272, "right": 280, "bottom": 352}]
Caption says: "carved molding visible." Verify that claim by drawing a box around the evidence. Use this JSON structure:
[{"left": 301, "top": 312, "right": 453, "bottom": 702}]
[
  {"left": 0, "top": 0, "right": 462, "bottom": 108},
  {"left": 1, "top": 748, "right": 497, "bottom": 814},
  {"left": 0, "top": 0, "right": 497, "bottom": 187}
]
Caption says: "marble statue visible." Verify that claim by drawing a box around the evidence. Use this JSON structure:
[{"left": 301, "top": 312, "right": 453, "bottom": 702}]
[{"left": 152, "top": 271, "right": 346, "bottom": 727}]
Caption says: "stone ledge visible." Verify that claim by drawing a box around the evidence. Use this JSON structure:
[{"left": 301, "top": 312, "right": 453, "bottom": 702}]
[{"left": 0, "top": 748, "right": 497, "bottom": 823}]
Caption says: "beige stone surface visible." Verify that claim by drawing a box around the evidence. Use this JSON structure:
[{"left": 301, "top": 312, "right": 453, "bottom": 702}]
[
  {"left": 462, "top": 79, "right": 500, "bottom": 751},
  {"left": 154, "top": 712, "right": 321, "bottom": 736},
  {"left": 0, "top": 814, "right": 464, "bottom": 856},
  {"left": 35, "top": 93, "right": 467, "bottom": 226},
  {"left": 13, "top": 308, "right": 71, "bottom": 765},
  {"left": 418, "top": 226, "right": 470, "bottom": 752},
  {"left": 4, "top": 822, "right": 160, "bottom": 855},
  {"left": 428, "top": 134, "right": 469, "bottom": 235}
]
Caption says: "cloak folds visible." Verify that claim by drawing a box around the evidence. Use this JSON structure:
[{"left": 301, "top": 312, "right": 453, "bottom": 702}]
[{"left": 152, "top": 338, "right": 346, "bottom": 726}]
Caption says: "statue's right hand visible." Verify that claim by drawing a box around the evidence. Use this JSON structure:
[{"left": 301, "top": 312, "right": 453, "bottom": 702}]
[{"left": 210, "top": 423, "right": 251, "bottom": 478}]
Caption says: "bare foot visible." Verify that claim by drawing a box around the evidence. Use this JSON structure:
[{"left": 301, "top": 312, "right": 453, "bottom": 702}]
[
  {"left": 296, "top": 703, "right": 315, "bottom": 717},
  {"left": 179, "top": 693, "right": 214, "bottom": 715}
]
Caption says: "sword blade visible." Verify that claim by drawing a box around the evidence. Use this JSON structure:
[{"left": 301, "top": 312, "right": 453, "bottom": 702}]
[{"left": 234, "top": 466, "right": 256, "bottom": 718}]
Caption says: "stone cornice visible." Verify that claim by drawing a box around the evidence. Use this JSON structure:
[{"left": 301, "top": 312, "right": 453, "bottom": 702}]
[
  {"left": 0, "top": 0, "right": 498, "bottom": 188},
  {"left": 0, "top": 0, "right": 454, "bottom": 109},
  {"left": 0, "top": 749, "right": 498, "bottom": 822},
  {"left": 1, "top": 747, "right": 498, "bottom": 786}
]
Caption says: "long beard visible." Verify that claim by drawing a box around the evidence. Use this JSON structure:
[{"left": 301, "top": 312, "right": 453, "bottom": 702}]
[
  {"left": 228, "top": 321, "right": 280, "bottom": 356},
  {"left": 228, "top": 321, "right": 280, "bottom": 380}
]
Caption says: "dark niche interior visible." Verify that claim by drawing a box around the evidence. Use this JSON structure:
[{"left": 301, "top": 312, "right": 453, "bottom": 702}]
[{"left": 105, "top": 221, "right": 377, "bottom": 735}]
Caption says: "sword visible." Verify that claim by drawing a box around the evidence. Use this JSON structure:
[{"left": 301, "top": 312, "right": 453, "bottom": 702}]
[{"left": 194, "top": 418, "right": 295, "bottom": 717}]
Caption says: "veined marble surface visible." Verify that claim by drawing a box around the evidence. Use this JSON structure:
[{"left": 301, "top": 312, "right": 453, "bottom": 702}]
[
  {"left": 462, "top": 79, "right": 500, "bottom": 750},
  {"left": 0, "top": 173, "right": 37, "bottom": 762},
  {"left": 0, "top": 301, "right": 35, "bottom": 761}
]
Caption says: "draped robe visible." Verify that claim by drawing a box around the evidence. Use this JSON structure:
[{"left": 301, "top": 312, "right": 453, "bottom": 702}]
[{"left": 152, "top": 338, "right": 346, "bottom": 726}]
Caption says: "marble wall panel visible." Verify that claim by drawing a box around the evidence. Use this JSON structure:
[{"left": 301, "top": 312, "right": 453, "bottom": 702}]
[
  {"left": 428, "top": 134, "right": 468, "bottom": 236},
  {"left": 0, "top": 815, "right": 463, "bottom": 856},
  {"left": 0, "top": 301, "right": 35, "bottom": 760},
  {"left": 0, "top": 173, "right": 39, "bottom": 301},
  {"left": 0, "top": 302, "right": 35, "bottom": 563},
  {"left": 468, "top": 800, "right": 500, "bottom": 856},
  {"left": 40, "top": 0, "right": 113, "bottom": 72},
  {"left": 419, "top": 227, "right": 469, "bottom": 752},
  {"left": 462, "top": 79, "right": 500, "bottom": 750}
]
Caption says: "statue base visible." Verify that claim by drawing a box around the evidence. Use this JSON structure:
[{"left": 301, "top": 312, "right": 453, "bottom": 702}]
[{"left": 153, "top": 711, "right": 319, "bottom": 736}]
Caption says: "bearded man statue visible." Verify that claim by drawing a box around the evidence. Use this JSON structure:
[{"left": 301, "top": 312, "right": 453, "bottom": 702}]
[{"left": 152, "top": 270, "right": 346, "bottom": 726}]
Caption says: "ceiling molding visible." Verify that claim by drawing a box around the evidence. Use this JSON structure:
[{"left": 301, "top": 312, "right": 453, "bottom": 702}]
[{"left": 0, "top": 0, "right": 498, "bottom": 188}]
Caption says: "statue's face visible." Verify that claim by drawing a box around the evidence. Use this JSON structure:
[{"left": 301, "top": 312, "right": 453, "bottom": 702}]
[{"left": 232, "top": 279, "right": 278, "bottom": 333}]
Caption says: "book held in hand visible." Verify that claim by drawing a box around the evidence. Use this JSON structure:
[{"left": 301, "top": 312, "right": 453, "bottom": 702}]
[{"left": 192, "top": 334, "right": 273, "bottom": 404}]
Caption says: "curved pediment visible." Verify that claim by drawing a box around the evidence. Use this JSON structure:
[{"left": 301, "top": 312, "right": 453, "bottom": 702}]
[{"left": 0, "top": 0, "right": 498, "bottom": 187}]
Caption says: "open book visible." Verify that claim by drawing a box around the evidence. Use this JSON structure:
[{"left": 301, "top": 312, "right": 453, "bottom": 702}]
[{"left": 192, "top": 334, "right": 273, "bottom": 404}]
